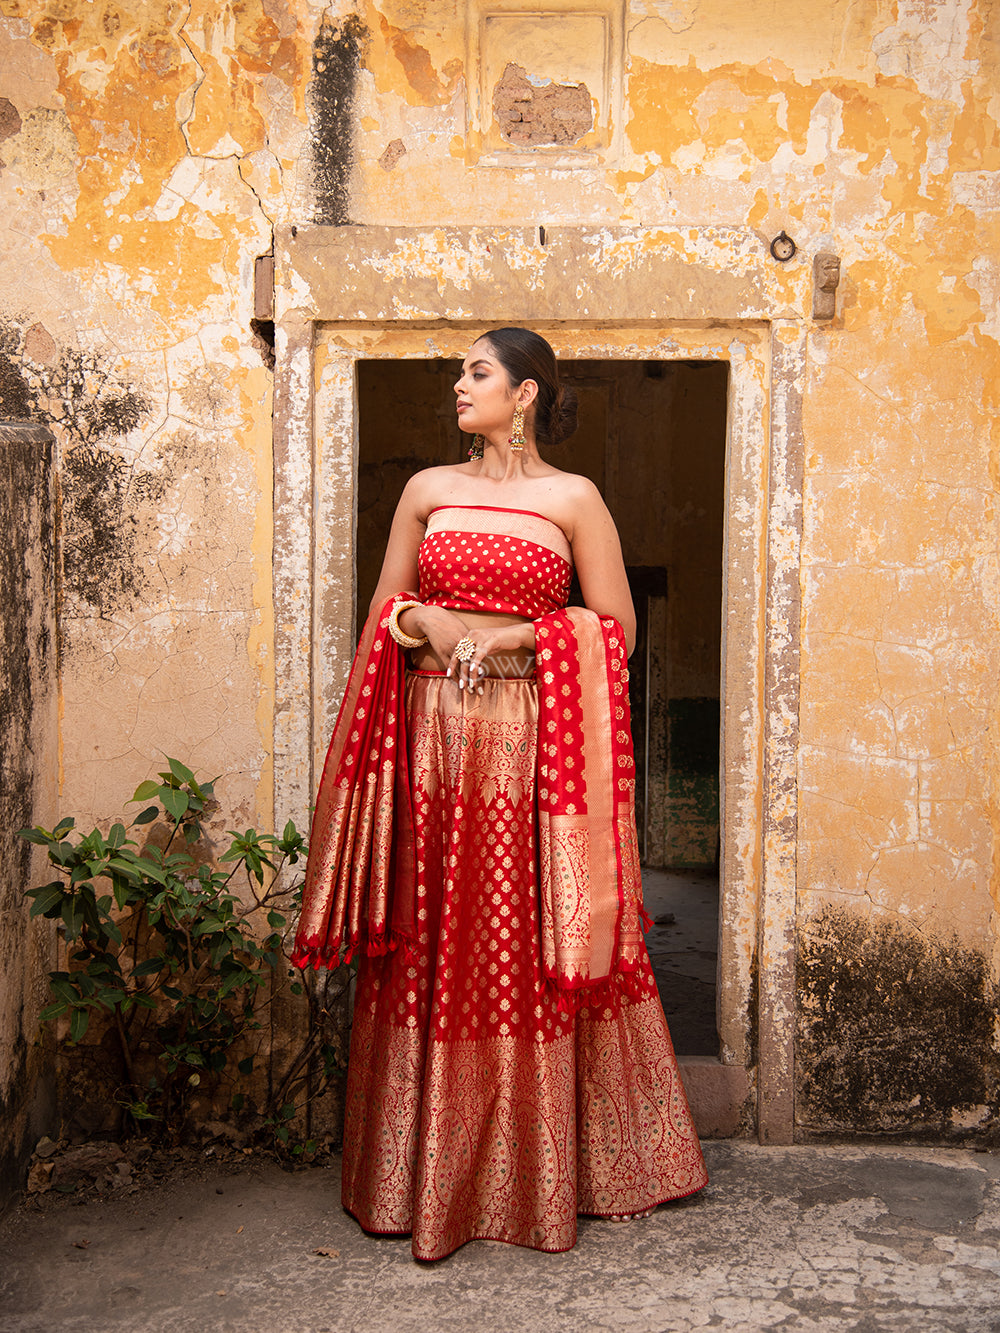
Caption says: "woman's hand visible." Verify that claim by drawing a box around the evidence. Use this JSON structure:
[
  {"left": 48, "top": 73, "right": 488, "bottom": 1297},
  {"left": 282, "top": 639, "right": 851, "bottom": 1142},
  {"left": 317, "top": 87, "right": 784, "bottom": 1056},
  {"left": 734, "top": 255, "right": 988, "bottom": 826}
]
[
  {"left": 400, "top": 606, "right": 535, "bottom": 692},
  {"left": 397, "top": 604, "right": 467, "bottom": 663},
  {"left": 446, "top": 621, "right": 535, "bottom": 692}
]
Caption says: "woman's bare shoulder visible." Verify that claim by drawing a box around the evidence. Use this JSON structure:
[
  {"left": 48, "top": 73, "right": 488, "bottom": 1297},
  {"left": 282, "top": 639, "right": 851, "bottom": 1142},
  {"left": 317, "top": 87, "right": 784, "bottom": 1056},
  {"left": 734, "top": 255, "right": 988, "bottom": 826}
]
[
  {"left": 399, "top": 463, "right": 472, "bottom": 517},
  {"left": 535, "top": 470, "right": 609, "bottom": 539}
]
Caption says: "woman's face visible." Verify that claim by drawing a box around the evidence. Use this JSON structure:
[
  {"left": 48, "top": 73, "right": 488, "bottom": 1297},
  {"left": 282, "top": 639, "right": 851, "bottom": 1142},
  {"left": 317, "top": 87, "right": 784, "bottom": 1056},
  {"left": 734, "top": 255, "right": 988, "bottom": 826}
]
[{"left": 454, "top": 338, "right": 517, "bottom": 437}]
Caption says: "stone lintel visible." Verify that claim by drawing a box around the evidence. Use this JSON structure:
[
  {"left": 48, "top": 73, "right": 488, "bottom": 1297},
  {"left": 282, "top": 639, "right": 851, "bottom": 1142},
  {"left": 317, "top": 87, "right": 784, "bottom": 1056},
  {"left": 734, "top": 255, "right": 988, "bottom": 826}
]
[{"left": 278, "top": 225, "right": 808, "bottom": 325}]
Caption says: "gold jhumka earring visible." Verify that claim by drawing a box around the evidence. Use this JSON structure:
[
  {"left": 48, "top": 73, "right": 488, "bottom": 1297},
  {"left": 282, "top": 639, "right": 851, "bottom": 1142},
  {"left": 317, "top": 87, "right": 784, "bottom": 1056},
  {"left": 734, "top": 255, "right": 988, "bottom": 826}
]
[
  {"left": 509, "top": 404, "right": 525, "bottom": 452},
  {"left": 467, "top": 434, "right": 484, "bottom": 460}
]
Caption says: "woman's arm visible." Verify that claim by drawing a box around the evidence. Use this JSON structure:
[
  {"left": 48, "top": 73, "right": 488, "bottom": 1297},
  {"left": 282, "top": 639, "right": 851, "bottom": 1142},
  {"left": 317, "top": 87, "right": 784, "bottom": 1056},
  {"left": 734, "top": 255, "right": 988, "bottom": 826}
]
[
  {"left": 565, "top": 478, "right": 637, "bottom": 655},
  {"left": 368, "top": 473, "right": 478, "bottom": 667},
  {"left": 367, "top": 474, "right": 428, "bottom": 616}
]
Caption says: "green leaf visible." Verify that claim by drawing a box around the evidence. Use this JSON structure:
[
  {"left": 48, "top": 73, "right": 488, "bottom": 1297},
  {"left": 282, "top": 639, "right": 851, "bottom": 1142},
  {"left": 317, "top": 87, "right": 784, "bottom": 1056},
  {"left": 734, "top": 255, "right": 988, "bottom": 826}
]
[
  {"left": 184, "top": 822, "right": 201, "bottom": 846},
  {"left": 112, "top": 855, "right": 168, "bottom": 887},
  {"left": 132, "top": 780, "right": 161, "bottom": 802},
  {"left": 69, "top": 1007, "right": 90, "bottom": 1043},
  {"left": 191, "top": 917, "right": 222, "bottom": 938},
  {"left": 218, "top": 972, "right": 247, "bottom": 998},
  {"left": 266, "top": 910, "right": 286, "bottom": 929},
  {"left": 106, "top": 856, "right": 143, "bottom": 883},
  {"left": 131, "top": 994, "right": 157, "bottom": 1011},
  {"left": 108, "top": 823, "right": 127, "bottom": 849},
  {"left": 167, "top": 756, "right": 196, "bottom": 786},
  {"left": 133, "top": 805, "right": 159, "bottom": 826},
  {"left": 160, "top": 786, "right": 189, "bottom": 821},
  {"left": 50, "top": 976, "right": 79, "bottom": 1004},
  {"left": 290, "top": 981, "right": 303, "bottom": 996},
  {"left": 61, "top": 896, "right": 84, "bottom": 941},
  {"left": 18, "top": 827, "right": 52, "bottom": 846},
  {"left": 237, "top": 1056, "right": 254, "bottom": 1076},
  {"left": 81, "top": 828, "right": 107, "bottom": 855},
  {"left": 38, "top": 1000, "right": 69, "bottom": 1022},
  {"left": 53, "top": 817, "right": 76, "bottom": 837},
  {"left": 26, "top": 884, "right": 65, "bottom": 917},
  {"left": 132, "top": 957, "right": 166, "bottom": 978}
]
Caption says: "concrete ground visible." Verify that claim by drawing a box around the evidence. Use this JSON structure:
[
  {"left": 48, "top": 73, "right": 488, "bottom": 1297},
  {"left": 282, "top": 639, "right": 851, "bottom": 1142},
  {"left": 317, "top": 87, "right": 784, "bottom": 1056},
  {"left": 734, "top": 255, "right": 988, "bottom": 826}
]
[{"left": 3, "top": 1142, "right": 999, "bottom": 1332}]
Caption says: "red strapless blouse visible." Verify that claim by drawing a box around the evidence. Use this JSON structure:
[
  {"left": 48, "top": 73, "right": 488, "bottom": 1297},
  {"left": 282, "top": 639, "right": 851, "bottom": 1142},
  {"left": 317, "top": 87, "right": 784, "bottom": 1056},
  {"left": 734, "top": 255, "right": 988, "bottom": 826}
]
[{"left": 418, "top": 505, "right": 572, "bottom": 620}]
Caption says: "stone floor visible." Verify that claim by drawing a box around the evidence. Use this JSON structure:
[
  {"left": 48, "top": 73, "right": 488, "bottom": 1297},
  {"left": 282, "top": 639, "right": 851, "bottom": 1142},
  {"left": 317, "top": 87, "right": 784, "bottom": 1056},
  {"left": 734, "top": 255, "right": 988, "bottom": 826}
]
[{"left": 3, "top": 1141, "right": 999, "bottom": 1332}]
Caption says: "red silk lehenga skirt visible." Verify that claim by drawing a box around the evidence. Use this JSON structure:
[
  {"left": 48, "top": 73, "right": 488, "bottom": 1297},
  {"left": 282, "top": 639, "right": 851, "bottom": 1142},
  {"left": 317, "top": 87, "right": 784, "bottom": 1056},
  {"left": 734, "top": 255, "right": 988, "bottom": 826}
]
[{"left": 340, "top": 669, "right": 708, "bottom": 1261}]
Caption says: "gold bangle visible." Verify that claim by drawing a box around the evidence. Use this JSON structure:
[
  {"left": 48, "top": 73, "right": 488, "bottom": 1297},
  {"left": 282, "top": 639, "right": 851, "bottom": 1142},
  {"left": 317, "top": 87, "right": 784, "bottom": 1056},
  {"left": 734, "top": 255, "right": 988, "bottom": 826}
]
[{"left": 388, "top": 599, "right": 428, "bottom": 649}]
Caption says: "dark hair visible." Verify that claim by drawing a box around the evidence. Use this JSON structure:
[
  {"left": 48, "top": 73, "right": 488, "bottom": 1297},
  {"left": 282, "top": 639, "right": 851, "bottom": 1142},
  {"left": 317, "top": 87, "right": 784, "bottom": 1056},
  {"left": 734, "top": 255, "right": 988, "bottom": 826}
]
[{"left": 478, "top": 327, "right": 578, "bottom": 447}]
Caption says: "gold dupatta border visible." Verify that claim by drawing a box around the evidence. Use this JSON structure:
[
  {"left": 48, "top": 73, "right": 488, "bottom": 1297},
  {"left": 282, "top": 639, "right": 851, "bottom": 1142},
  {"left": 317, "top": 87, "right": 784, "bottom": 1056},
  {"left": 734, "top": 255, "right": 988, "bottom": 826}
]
[{"left": 291, "top": 594, "right": 416, "bottom": 970}]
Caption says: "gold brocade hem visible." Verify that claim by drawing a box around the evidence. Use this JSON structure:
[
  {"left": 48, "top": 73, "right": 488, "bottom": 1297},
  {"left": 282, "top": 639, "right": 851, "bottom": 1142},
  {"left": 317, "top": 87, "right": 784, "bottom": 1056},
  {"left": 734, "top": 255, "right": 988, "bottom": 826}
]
[{"left": 342, "top": 974, "right": 708, "bottom": 1261}]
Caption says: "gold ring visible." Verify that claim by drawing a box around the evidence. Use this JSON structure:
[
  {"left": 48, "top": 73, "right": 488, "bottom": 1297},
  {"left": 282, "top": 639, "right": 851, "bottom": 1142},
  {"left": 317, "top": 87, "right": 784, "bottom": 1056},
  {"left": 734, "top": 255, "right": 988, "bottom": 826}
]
[{"left": 454, "top": 635, "right": 476, "bottom": 662}]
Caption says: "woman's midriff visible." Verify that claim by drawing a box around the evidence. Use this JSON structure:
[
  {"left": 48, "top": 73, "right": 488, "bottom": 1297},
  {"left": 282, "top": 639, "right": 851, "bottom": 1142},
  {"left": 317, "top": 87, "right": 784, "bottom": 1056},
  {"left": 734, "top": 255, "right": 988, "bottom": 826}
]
[{"left": 408, "top": 608, "right": 537, "bottom": 679}]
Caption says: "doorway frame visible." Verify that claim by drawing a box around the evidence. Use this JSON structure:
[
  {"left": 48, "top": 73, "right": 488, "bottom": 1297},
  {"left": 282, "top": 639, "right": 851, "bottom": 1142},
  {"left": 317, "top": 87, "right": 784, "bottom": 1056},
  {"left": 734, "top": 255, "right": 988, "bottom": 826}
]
[{"left": 271, "top": 224, "right": 806, "bottom": 1144}]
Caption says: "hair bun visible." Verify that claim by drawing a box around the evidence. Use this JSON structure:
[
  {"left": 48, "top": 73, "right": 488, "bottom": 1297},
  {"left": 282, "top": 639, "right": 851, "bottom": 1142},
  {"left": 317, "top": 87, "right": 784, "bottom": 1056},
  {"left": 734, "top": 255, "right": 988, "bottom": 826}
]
[{"left": 550, "top": 385, "right": 578, "bottom": 447}]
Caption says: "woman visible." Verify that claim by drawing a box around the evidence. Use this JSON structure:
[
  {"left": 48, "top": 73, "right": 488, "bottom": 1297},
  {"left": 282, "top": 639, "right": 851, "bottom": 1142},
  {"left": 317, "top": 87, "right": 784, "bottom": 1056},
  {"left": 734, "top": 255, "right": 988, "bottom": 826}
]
[{"left": 293, "top": 328, "right": 708, "bottom": 1260}]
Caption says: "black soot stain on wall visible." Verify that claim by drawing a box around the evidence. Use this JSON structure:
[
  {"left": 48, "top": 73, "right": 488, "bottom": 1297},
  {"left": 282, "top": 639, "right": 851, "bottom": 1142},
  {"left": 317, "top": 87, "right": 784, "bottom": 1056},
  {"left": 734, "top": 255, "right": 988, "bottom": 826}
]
[
  {"left": 797, "top": 906, "right": 999, "bottom": 1140},
  {"left": 0, "top": 421, "right": 56, "bottom": 1207},
  {"left": 310, "top": 13, "right": 366, "bottom": 225},
  {"left": 0, "top": 317, "right": 155, "bottom": 617}
]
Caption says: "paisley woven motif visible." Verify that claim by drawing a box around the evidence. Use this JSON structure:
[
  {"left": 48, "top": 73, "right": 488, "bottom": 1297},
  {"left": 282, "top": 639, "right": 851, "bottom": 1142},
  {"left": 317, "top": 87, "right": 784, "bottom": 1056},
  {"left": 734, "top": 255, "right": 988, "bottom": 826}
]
[{"left": 341, "top": 672, "right": 708, "bottom": 1261}]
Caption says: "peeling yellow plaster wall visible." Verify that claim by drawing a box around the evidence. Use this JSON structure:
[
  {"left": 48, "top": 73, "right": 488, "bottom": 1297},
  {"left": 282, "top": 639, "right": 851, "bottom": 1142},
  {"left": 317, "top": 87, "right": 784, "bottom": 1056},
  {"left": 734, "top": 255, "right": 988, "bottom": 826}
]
[{"left": 0, "top": 0, "right": 321, "bottom": 835}]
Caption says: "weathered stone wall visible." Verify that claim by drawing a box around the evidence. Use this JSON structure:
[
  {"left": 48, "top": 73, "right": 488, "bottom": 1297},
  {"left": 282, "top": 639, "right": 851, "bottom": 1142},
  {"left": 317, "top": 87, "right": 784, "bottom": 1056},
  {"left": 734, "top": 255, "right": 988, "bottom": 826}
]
[
  {"left": 0, "top": 1, "right": 286, "bottom": 832},
  {"left": 0, "top": 0, "right": 997, "bottom": 1142},
  {"left": 0, "top": 422, "right": 57, "bottom": 1207}
]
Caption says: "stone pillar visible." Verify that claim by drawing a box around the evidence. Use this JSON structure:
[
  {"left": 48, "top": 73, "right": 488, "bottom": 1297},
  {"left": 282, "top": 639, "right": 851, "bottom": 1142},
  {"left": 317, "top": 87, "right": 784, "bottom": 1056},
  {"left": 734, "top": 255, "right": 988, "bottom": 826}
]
[{"left": 0, "top": 421, "right": 58, "bottom": 1209}]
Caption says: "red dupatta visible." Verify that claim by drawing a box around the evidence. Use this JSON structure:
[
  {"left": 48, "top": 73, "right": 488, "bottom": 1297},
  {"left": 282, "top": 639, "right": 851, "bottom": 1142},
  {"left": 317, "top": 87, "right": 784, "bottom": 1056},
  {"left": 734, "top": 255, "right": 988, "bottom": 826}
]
[
  {"left": 291, "top": 595, "right": 417, "bottom": 970},
  {"left": 534, "top": 608, "right": 648, "bottom": 1000},
  {"left": 292, "top": 598, "right": 647, "bottom": 995}
]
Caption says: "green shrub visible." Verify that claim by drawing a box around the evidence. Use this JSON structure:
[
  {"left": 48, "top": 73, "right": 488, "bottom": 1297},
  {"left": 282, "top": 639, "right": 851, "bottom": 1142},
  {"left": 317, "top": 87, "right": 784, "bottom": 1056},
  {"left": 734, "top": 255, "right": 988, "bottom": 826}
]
[{"left": 19, "top": 757, "right": 345, "bottom": 1146}]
